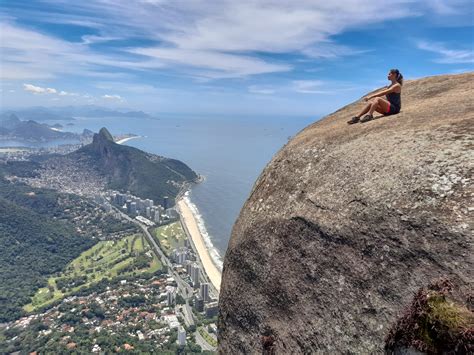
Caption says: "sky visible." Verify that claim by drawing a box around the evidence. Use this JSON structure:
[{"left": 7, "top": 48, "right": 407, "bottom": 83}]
[{"left": 1, "top": 0, "right": 473, "bottom": 117}]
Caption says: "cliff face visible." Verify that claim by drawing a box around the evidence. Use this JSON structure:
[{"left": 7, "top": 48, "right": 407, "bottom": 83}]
[{"left": 218, "top": 73, "right": 473, "bottom": 353}]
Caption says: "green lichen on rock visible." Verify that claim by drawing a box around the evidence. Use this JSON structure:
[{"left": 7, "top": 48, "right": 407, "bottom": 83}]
[{"left": 385, "top": 279, "right": 473, "bottom": 354}]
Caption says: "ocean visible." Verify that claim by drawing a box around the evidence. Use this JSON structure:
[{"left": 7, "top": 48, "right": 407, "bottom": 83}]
[{"left": 2, "top": 114, "right": 315, "bottom": 267}]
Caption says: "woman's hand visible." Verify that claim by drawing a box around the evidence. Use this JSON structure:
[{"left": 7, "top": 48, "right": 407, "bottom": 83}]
[{"left": 364, "top": 96, "right": 372, "bottom": 102}]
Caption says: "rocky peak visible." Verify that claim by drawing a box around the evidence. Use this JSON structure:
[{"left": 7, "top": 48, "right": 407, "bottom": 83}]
[
  {"left": 0, "top": 113, "right": 21, "bottom": 129},
  {"left": 218, "top": 72, "right": 473, "bottom": 353},
  {"left": 8, "top": 113, "right": 20, "bottom": 122},
  {"left": 82, "top": 128, "right": 94, "bottom": 137},
  {"left": 92, "top": 127, "right": 114, "bottom": 146}
]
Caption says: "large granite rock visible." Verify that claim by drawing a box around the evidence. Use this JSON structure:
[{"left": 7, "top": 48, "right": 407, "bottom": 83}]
[{"left": 218, "top": 73, "right": 473, "bottom": 353}]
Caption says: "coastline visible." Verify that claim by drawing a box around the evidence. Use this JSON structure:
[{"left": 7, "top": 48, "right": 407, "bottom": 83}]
[
  {"left": 116, "top": 136, "right": 141, "bottom": 145},
  {"left": 177, "top": 192, "right": 222, "bottom": 292}
]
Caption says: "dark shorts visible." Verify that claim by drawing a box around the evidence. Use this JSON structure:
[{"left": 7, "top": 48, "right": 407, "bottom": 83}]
[{"left": 384, "top": 102, "right": 400, "bottom": 116}]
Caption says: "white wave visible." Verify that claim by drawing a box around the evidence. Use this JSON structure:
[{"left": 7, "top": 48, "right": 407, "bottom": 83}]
[{"left": 182, "top": 190, "right": 224, "bottom": 271}]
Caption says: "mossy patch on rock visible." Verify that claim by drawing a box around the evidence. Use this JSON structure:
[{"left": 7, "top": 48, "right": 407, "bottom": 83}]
[{"left": 385, "top": 278, "right": 473, "bottom": 354}]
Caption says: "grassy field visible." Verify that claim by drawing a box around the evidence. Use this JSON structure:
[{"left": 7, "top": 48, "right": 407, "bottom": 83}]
[
  {"left": 152, "top": 221, "right": 187, "bottom": 256},
  {"left": 24, "top": 234, "right": 161, "bottom": 312}
]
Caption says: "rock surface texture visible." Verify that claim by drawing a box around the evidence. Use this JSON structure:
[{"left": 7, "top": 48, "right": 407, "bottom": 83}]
[{"left": 218, "top": 73, "right": 473, "bottom": 354}]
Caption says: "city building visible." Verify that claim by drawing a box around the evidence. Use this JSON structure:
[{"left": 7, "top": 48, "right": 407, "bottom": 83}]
[
  {"left": 204, "top": 302, "right": 219, "bottom": 318},
  {"left": 200, "top": 283, "right": 209, "bottom": 303},
  {"left": 194, "top": 295, "right": 204, "bottom": 312},
  {"left": 146, "top": 199, "right": 154, "bottom": 208},
  {"left": 162, "top": 314, "right": 180, "bottom": 329},
  {"left": 171, "top": 247, "right": 189, "bottom": 265},
  {"left": 166, "top": 289, "right": 175, "bottom": 307},
  {"left": 191, "top": 264, "right": 200, "bottom": 288},
  {"left": 177, "top": 326, "right": 186, "bottom": 347},
  {"left": 166, "top": 208, "right": 179, "bottom": 219},
  {"left": 185, "top": 261, "right": 193, "bottom": 275},
  {"left": 153, "top": 210, "right": 161, "bottom": 224}
]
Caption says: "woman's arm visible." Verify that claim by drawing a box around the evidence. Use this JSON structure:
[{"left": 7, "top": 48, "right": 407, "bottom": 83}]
[{"left": 364, "top": 83, "right": 400, "bottom": 101}]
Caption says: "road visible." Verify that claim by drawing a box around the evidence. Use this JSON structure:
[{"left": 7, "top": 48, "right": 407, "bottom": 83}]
[
  {"left": 195, "top": 328, "right": 217, "bottom": 352},
  {"left": 112, "top": 206, "right": 194, "bottom": 297},
  {"left": 112, "top": 206, "right": 218, "bottom": 350}
]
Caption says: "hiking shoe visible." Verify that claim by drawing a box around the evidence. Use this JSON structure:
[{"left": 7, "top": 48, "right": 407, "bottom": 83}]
[
  {"left": 347, "top": 116, "right": 360, "bottom": 124},
  {"left": 360, "top": 114, "right": 373, "bottom": 123}
]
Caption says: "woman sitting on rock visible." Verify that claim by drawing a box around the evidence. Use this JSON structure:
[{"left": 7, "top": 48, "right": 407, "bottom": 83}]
[{"left": 348, "top": 69, "right": 403, "bottom": 124}]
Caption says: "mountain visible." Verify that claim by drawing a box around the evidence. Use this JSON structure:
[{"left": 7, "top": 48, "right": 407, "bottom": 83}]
[
  {"left": 2, "top": 108, "right": 75, "bottom": 121},
  {"left": 0, "top": 113, "right": 22, "bottom": 129},
  {"left": 82, "top": 108, "right": 151, "bottom": 118},
  {"left": 10, "top": 120, "right": 78, "bottom": 141},
  {"left": 0, "top": 114, "right": 79, "bottom": 141},
  {"left": 218, "top": 73, "right": 473, "bottom": 353},
  {"left": 2, "top": 105, "right": 153, "bottom": 121},
  {"left": 82, "top": 128, "right": 95, "bottom": 137},
  {"left": 70, "top": 127, "right": 198, "bottom": 205}
]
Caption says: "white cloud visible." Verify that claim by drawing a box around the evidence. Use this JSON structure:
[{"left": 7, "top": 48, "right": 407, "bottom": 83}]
[
  {"left": 417, "top": 40, "right": 474, "bottom": 64},
  {"left": 23, "top": 83, "right": 120, "bottom": 103},
  {"left": 0, "top": 21, "right": 153, "bottom": 81},
  {"left": 2, "top": 1, "right": 427, "bottom": 81},
  {"left": 102, "top": 94, "right": 123, "bottom": 101},
  {"left": 23, "top": 83, "right": 52, "bottom": 94},
  {"left": 3, "top": 1, "right": 472, "bottom": 83},
  {"left": 302, "top": 43, "right": 371, "bottom": 59},
  {"left": 58, "top": 90, "right": 78, "bottom": 96},
  {"left": 426, "top": 0, "right": 470, "bottom": 15},
  {"left": 80, "top": 34, "right": 121, "bottom": 45},
  {"left": 23, "top": 83, "right": 78, "bottom": 96},
  {"left": 114, "top": 1, "right": 418, "bottom": 78},
  {"left": 130, "top": 47, "right": 291, "bottom": 79}
]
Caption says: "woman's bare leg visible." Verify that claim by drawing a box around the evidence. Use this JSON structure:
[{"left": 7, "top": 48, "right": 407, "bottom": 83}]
[
  {"left": 356, "top": 102, "right": 372, "bottom": 118},
  {"left": 369, "top": 97, "right": 390, "bottom": 116}
]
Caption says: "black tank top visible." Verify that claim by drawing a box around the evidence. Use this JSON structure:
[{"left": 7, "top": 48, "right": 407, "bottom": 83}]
[{"left": 386, "top": 86, "right": 401, "bottom": 109}]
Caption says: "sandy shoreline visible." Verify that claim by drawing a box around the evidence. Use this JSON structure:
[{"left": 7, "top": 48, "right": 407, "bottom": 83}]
[
  {"left": 115, "top": 136, "right": 141, "bottom": 145},
  {"left": 177, "top": 198, "right": 222, "bottom": 292}
]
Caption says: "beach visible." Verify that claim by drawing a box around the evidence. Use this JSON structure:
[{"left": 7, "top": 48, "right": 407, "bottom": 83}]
[
  {"left": 177, "top": 197, "right": 222, "bottom": 292},
  {"left": 116, "top": 136, "right": 141, "bottom": 145}
]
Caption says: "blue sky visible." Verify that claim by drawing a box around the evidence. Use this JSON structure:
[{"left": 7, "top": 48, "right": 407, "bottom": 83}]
[{"left": 1, "top": 0, "right": 473, "bottom": 117}]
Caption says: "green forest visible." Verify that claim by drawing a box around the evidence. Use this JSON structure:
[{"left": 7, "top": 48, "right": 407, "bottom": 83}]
[{"left": 0, "top": 164, "right": 96, "bottom": 322}]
